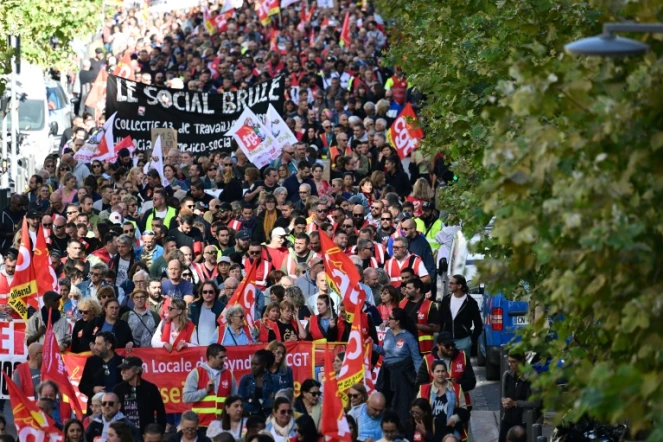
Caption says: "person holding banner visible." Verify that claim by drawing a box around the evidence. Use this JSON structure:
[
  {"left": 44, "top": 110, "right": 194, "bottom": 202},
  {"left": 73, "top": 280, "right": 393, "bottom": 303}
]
[
  {"left": 151, "top": 298, "right": 198, "bottom": 350},
  {"left": 213, "top": 305, "right": 257, "bottom": 346},
  {"left": 267, "top": 341, "right": 295, "bottom": 391}
]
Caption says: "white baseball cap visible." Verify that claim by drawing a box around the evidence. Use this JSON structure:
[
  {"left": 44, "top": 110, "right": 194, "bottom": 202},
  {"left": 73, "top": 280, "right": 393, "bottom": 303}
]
[
  {"left": 108, "top": 212, "right": 123, "bottom": 225},
  {"left": 271, "top": 227, "right": 287, "bottom": 238}
]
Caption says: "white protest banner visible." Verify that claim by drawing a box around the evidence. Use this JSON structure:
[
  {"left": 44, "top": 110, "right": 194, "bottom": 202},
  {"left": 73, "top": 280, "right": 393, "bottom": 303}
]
[
  {"left": 226, "top": 107, "right": 280, "bottom": 168},
  {"left": 281, "top": 0, "right": 299, "bottom": 8},
  {"left": 264, "top": 104, "right": 298, "bottom": 152}
]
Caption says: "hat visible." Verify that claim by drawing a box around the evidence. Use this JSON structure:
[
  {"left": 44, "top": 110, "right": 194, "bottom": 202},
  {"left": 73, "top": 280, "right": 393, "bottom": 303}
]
[
  {"left": 118, "top": 356, "right": 144, "bottom": 370},
  {"left": 43, "top": 291, "right": 61, "bottom": 302},
  {"left": 219, "top": 202, "right": 232, "bottom": 211},
  {"left": 422, "top": 201, "right": 435, "bottom": 210},
  {"left": 436, "top": 332, "right": 455, "bottom": 346},
  {"left": 118, "top": 147, "right": 131, "bottom": 158},
  {"left": 195, "top": 201, "right": 208, "bottom": 211},
  {"left": 108, "top": 212, "right": 123, "bottom": 225},
  {"left": 50, "top": 249, "right": 62, "bottom": 259},
  {"left": 236, "top": 230, "right": 250, "bottom": 240},
  {"left": 206, "top": 420, "right": 224, "bottom": 440},
  {"left": 307, "top": 61, "right": 317, "bottom": 69},
  {"left": 217, "top": 256, "right": 231, "bottom": 264},
  {"left": 26, "top": 209, "right": 40, "bottom": 219},
  {"left": 271, "top": 227, "right": 287, "bottom": 238}
]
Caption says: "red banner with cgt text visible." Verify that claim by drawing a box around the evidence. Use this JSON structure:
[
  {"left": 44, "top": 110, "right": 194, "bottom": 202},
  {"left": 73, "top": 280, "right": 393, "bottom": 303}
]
[{"left": 62, "top": 341, "right": 348, "bottom": 414}]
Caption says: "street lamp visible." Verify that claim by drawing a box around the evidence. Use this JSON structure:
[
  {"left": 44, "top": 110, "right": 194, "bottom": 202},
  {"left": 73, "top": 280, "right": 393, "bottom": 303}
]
[{"left": 565, "top": 22, "right": 663, "bottom": 57}]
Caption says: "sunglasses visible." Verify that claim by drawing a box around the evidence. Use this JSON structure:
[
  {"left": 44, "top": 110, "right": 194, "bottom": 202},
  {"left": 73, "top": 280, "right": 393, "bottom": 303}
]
[
  {"left": 102, "top": 401, "right": 115, "bottom": 407},
  {"left": 67, "top": 211, "right": 78, "bottom": 215},
  {"left": 249, "top": 251, "right": 261, "bottom": 256},
  {"left": 307, "top": 391, "right": 320, "bottom": 397},
  {"left": 79, "top": 310, "right": 89, "bottom": 314},
  {"left": 103, "top": 364, "right": 110, "bottom": 376},
  {"left": 123, "top": 230, "right": 134, "bottom": 234},
  {"left": 54, "top": 224, "right": 65, "bottom": 229},
  {"left": 167, "top": 306, "right": 180, "bottom": 311},
  {"left": 92, "top": 164, "right": 102, "bottom": 168},
  {"left": 42, "top": 223, "right": 53, "bottom": 228},
  {"left": 278, "top": 409, "right": 293, "bottom": 415},
  {"left": 348, "top": 393, "right": 360, "bottom": 399},
  {"left": 202, "top": 290, "right": 216, "bottom": 294},
  {"left": 352, "top": 214, "right": 364, "bottom": 218},
  {"left": 381, "top": 218, "right": 392, "bottom": 221}
]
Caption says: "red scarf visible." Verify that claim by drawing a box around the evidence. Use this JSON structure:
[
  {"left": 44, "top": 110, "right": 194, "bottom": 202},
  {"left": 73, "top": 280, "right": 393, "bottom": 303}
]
[{"left": 161, "top": 320, "right": 195, "bottom": 346}]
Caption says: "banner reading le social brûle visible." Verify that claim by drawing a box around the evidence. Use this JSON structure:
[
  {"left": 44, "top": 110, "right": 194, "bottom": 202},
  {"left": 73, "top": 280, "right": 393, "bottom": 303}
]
[{"left": 105, "top": 75, "right": 285, "bottom": 155}]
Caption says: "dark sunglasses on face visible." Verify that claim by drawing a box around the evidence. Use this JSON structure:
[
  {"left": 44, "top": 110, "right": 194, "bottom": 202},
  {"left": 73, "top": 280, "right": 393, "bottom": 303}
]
[
  {"left": 279, "top": 409, "right": 293, "bottom": 415},
  {"left": 102, "top": 401, "right": 115, "bottom": 407},
  {"left": 307, "top": 391, "right": 320, "bottom": 397},
  {"left": 42, "top": 223, "right": 53, "bottom": 227}
]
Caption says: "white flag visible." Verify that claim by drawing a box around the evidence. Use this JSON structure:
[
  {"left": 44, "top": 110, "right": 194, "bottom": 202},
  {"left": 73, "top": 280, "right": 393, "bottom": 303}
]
[
  {"left": 265, "top": 104, "right": 298, "bottom": 152},
  {"left": 226, "top": 107, "right": 280, "bottom": 169},
  {"left": 144, "top": 136, "right": 169, "bottom": 186}
]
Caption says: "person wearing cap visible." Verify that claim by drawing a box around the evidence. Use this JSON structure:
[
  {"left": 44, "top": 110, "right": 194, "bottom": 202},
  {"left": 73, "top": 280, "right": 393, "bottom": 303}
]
[
  {"left": 263, "top": 227, "right": 289, "bottom": 271},
  {"left": 223, "top": 230, "right": 251, "bottom": 262},
  {"left": 113, "top": 356, "right": 167, "bottom": 435},
  {"left": 243, "top": 241, "right": 274, "bottom": 291},
  {"left": 414, "top": 202, "right": 443, "bottom": 251},
  {"left": 25, "top": 291, "right": 71, "bottom": 351},
  {"left": 416, "top": 331, "right": 476, "bottom": 408},
  {"left": 215, "top": 256, "right": 232, "bottom": 285}
]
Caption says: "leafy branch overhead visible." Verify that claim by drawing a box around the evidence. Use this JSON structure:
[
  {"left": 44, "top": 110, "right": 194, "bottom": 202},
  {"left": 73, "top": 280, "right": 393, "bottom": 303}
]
[
  {"left": 0, "top": 0, "right": 102, "bottom": 95},
  {"left": 376, "top": 0, "right": 663, "bottom": 438}
]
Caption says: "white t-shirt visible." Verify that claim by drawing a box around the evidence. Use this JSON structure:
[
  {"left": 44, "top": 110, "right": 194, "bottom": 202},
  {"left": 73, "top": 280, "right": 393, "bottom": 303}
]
[
  {"left": 450, "top": 294, "right": 467, "bottom": 320},
  {"left": 197, "top": 306, "right": 216, "bottom": 345}
]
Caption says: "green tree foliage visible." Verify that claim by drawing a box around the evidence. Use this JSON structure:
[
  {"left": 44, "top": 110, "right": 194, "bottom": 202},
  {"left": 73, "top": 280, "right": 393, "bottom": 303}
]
[
  {"left": 0, "top": 0, "right": 102, "bottom": 94},
  {"left": 376, "top": 0, "right": 663, "bottom": 437}
]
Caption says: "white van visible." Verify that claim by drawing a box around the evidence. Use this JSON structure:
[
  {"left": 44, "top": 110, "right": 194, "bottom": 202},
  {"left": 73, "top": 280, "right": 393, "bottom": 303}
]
[{"left": 4, "top": 63, "right": 59, "bottom": 170}]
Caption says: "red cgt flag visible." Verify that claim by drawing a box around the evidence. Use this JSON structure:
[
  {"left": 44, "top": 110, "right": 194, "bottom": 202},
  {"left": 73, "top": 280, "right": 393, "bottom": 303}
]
[
  {"left": 42, "top": 309, "right": 84, "bottom": 420},
  {"left": 218, "top": 260, "right": 258, "bottom": 330},
  {"left": 34, "top": 225, "right": 59, "bottom": 296},
  {"left": 8, "top": 217, "right": 38, "bottom": 319},
  {"left": 388, "top": 102, "right": 423, "bottom": 160},
  {"left": 112, "top": 52, "right": 135, "bottom": 80},
  {"left": 320, "top": 345, "right": 353, "bottom": 442},
  {"left": 2, "top": 371, "right": 63, "bottom": 441},
  {"left": 337, "top": 303, "right": 365, "bottom": 393},
  {"left": 340, "top": 10, "right": 351, "bottom": 47},
  {"left": 320, "top": 232, "right": 366, "bottom": 322}
]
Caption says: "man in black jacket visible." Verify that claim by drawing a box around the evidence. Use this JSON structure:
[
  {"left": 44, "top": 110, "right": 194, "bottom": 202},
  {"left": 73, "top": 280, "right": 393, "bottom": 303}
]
[
  {"left": 114, "top": 356, "right": 167, "bottom": 435},
  {"left": 79, "top": 332, "right": 123, "bottom": 414},
  {"left": 438, "top": 275, "right": 483, "bottom": 354}
]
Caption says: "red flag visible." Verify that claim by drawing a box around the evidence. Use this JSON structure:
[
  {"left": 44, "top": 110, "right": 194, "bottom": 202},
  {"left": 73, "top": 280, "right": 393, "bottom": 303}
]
[
  {"left": 42, "top": 309, "right": 84, "bottom": 420},
  {"left": 266, "top": 0, "right": 280, "bottom": 16},
  {"left": 320, "top": 232, "right": 366, "bottom": 322},
  {"left": 218, "top": 260, "right": 258, "bottom": 330},
  {"left": 254, "top": 0, "right": 271, "bottom": 25},
  {"left": 1, "top": 372, "right": 63, "bottom": 441},
  {"left": 340, "top": 10, "right": 351, "bottom": 47},
  {"left": 387, "top": 103, "right": 423, "bottom": 160},
  {"left": 309, "top": 27, "right": 315, "bottom": 46},
  {"left": 320, "top": 346, "right": 352, "bottom": 442},
  {"left": 208, "top": 10, "right": 234, "bottom": 33},
  {"left": 112, "top": 52, "right": 135, "bottom": 80},
  {"left": 337, "top": 303, "right": 365, "bottom": 392},
  {"left": 34, "top": 225, "right": 59, "bottom": 296},
  {"left": 297, "top": 0, "right": 308, "bottom": 32},
  {"left": 321, "top": 16, "right": 330, "bottom": 29},
  {"left": 8, "top": 218, "right": 38, "bottom": 319},
  {"left": 84, "top": 69, "right": 108, "bottom": 119},
  {"left": 105, "top": 135, "right": 136, "bottom": 163}
]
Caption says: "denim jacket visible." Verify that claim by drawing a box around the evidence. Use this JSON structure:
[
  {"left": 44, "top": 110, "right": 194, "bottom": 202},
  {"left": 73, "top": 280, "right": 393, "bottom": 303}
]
[
  {"left": 373, "top": 328, "right": 422, "bottom": 369},
  {"left": 270, "top": 366, "right": 294, "bottom": 392},
  {"left": 238, "top": 371, "right": 275, "bottom": 416}
]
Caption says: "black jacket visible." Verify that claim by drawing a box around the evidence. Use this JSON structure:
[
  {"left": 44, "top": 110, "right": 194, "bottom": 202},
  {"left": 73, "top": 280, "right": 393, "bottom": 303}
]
[
  {"left": 166, "top": 430, "right": 211, "bottom": 442},
  {"left": 113, "top": 378, "right": 167, "bottom": 435},
  {"left": 501, "top": 370, "right": 540, "bottom": 425},
  {"left": 85, "top": 316, "right": 135, "bottom": 349},
  {"left": 385, "top": 168, "right": 412, "bottom": 195},
  {"left": 71, "top": 318, "right": 93, "bottom": 353},
  {"left": 79, "top": 353, "right": 123, "bottom": 414},
  {"left": 438, "top": 294, "right": 483, "bottom": 341}
]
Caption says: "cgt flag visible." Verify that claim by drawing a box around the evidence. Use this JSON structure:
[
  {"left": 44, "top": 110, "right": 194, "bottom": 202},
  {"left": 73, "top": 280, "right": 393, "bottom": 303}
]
[
  {"left": 319, "top": 231, "right": 366, "bottom": 322},
  {"left": 8, "top": 217, "right": 38, "bottom": 319},
  {"left": 34, "top": 225, "right": 59, "bottom": 296},
  {"left": 337, "top": 303, "right": 365, "bottom": 403},
  {"left": 340, "top": 10, "right": 351, "bottom": 47},
  {"left": 387, "top": 102, "right": 423, "bottom": 160},
  {"left": 2, "top": 372, "right": 63, "bottom": 441},
  {"left": 320, "top": 344, "right": 353, "bottom": 442},
  {"left": 42, "top": 309, "right": 84, "bottom": 420},
  {"left": 218, "top": 260, "right": 258, "bottom": 331}
]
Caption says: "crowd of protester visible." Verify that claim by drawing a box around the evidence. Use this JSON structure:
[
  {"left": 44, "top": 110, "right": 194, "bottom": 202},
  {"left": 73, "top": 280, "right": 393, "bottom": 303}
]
[{"left": 0, "top": 1, "right": 536, "bottom": 442}]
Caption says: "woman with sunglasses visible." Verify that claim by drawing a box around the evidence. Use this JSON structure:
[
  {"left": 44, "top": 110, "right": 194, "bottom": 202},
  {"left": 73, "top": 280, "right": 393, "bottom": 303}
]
[
  {"left": 214, "top": 305, "right": 257, "bottom": 346},
  {"left": 71, "top": 298, "right": 102, "bottom": 353},
  {"left": 267, "top": 341, "right": 295, "bottom": 391},
  {"left": 151, "top": 298, "right": 198, "bottom": 351},
  {"left": 239, "top": 349, "right": 276, "bottom": 417},
  {"left": 90, "top": 160, "right": 104, "bottom": 177},
  {"left": 416, "top": 361, "right": 469, "bottom": 442},
  {"left": 371, "top": 307, "right": 422, "bottom": 425},
  {"left": 346, "top": 383, "right": 369, "bottom": 422},
  {"left": 265, "top": 397, "right": 297, "bottom": 442},
  {"left": 293, "top": 379, "right": 322, "bottom": 428}
]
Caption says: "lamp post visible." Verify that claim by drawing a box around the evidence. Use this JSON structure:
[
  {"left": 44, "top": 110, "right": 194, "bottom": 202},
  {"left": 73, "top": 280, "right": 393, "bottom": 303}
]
[{"left": 565, "top": 22, "right": 663, "bottom": 57}]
